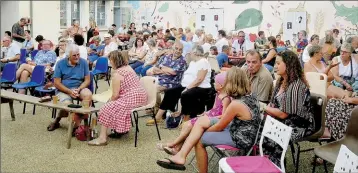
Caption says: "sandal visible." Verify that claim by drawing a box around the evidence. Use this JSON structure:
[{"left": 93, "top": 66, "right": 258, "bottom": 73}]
[
  {"left": 164, "top": 146, "right": 178, "bottom": 155},
  {"left": 311, "top": 157, "right": 324, "bottom": 165},
  {"left": 47, "top": 122, "right": 60, "bottom": 131},
  {"left": 156, "top": 158, "right": 186, "bottom": 171},
  {"left": 146, "top": 119, "right": 164, "bottom": 126},
  {"left": 88, "top": 138, "right": 108, "bottom": 146},
  {"left": 156, "top": 143, "right": 170, "bottom": 151}
]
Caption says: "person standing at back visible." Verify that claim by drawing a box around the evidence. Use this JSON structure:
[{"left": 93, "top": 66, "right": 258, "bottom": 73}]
[
  {"left": 215, "top": 30, "right": 229, "bottom": 54},
  {"left": 11, "top": 18, "right": 27, "bottom": 48}
]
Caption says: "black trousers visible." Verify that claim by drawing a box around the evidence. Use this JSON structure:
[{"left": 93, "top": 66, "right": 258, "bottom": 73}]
[{"left": 160, "top": 86, "right": 211, "bottom": 118}]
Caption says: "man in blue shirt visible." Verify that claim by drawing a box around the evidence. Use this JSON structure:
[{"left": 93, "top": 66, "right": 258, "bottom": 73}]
[
  {"left": 47, "top": 44, "right": 93, "bottom": 132},
  {"left": 216, "top": 45, "right": 229, "bottom": 68}
]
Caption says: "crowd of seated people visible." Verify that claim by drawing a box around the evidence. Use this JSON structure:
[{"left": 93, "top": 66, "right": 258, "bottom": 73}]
[{"left": 2, "top": 17, "right": 358, "bottom": 172}]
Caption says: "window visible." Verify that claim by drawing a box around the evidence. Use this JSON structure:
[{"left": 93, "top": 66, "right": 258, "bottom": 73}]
[
  {"left": 60, "top": 1, "right": 80, "bottom": 27},
  {"left": 89, "top": 1, "right": 106, "bottom": 27}
]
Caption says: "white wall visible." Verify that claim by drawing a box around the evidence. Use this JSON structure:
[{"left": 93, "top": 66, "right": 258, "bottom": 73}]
[{"left": 1, "top": 1, "right": 19, "bottom": 38}]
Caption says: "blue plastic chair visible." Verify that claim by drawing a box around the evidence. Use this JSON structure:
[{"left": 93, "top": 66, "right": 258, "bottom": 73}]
[
  {"left": 92, "top": 57, "right": 110, "bottom": 93},
  {"left": 12, "top": 65, "right": 46, "bottom": 114},
  {"left": 31, "top": 50, "right": 39, "bottom": 60},
  {"left": 0, "top": 63, "right": 17, "bottom": 83},
  {"left": 19, "top": 49, "right": 27, "bottom": 65}
]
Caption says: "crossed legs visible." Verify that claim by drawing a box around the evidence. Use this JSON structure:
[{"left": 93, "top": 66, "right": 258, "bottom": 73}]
[{"left": 16, "top": 64, "right": 34, "bottom": 94}]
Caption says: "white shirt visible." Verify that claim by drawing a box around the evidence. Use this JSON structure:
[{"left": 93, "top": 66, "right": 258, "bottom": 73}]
[
  {"left": 181, "top": 58, "right": 212, "bottom": 88},
  {"left": 180, "top": 40, "right": 194, "bottom": 57},
  {"left": 215, "top": 38, "right": 229, "bottom": 53},
  {"left": 78, "top": 45, "right": 88, "bottom": 60},
  {"left": 232, "top": 39, "right": 253, "bottom": 53},
  {"left": 117, "top": 27, "right": 127, "bottom": 35},
  {"left": 2, "top": 43, "right": 20, "bottom": 62},
  {"left": 193, "top": 34, "right": 199, "bottom": 43},
  {"left": 202, "top": 43, "right": 211, "bottom": 54},
  {"left": 302, "top": 44, "right": 312, "bottom": 63},
  {"left": 104, "top": 42, "right": 118, "bottom": 57},
  {"left": 144, "top": 48, "right": 158, "bottom": 65},
  {"left": 336, "top": 56, "right": 358, "bottom": 79}
]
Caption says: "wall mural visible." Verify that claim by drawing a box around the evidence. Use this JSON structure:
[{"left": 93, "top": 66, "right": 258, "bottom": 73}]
[{"left": 126, "top": 1, "right": 357, "bottom": 38}]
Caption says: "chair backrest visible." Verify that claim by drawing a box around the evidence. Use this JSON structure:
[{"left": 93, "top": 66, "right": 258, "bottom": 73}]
[
  {"left": 308, "top": 93, "right": 326, "bottom": 138},
  {"left": 207, "top": 56, "right": 220, "bottom": 73},
  {"left": 31, "top": 50, "right": 39, "bottom": 59},
  {"left": 95, "top": 57, "right": 109, "bottom": 73},
  {"left": 30, "top": 65, "right": 46, "bottom": 85},
  {"left": 305, "top": 72, "right": 327, "bottom": 97},
  {"left": 333, "top": 145, "right": 358, "bottom": 173},
  {"left": 19, "top": 49, "right": 27, "bottom": 65},
  {"left": 259, "top": 116, "right": 293, "bottom": 172},
  {"left": 88, "top": 72, "right": 94, "bottom": 93},
  {"left": 139, "top": 76, "right": 157, "bottom": 107},
  {"left": 345, "top": 106, "right": 358, "bottom": 141},
  {"left": 1, "top": 63, "right": 17, "bottom": 82}
]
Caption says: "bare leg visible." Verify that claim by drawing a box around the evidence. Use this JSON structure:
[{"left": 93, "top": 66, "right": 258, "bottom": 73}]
[
  {"left": 159, "top": 116, "right": 211, "bottom": 165},
  {"left": 165, "top": 121, "right": 194, "bottom": 152},
  {"left": 19, "top": 70, "right": 31, "bottom": 94},
  {"left": 155, "top": 109, "right": 166, "bottom": 120},
  {"left": 15, "top": 64, "right": 25, "bottom": 80},
  {"left": 195, "top": 140, "right": 208, "bottom": 173}
]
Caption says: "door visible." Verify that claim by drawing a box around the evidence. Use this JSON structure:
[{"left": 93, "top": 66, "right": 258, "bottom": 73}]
[{"left": 113, "top": 7, "right": 121, "bottom": 27}]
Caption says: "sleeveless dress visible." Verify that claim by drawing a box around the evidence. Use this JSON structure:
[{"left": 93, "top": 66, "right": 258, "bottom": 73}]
[{"left": 98, "top": 67, "right": 148, "bottom": 133}]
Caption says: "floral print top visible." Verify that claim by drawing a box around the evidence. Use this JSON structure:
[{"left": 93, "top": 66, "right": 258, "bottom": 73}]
[
  {"left": 156, "top": 54, "right": 187, "bottom": 89},
  {"left": 296, "top": 39, "right": 308, "bottom": 53},
  {"left": 34, "top": 50, "right": 57, "bottom": 66}
]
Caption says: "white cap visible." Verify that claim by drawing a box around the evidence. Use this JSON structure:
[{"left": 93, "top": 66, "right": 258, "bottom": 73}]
[{"left": 103, "top": 33, "right": 112, "bottom": 38}]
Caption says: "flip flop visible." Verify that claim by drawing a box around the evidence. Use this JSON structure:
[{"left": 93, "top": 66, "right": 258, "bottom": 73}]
[
  {"left": 156, "top": 143, "right": 172, "bottom": 151},
  {"left": 88, "top": 138, "right": 108, "bottom": 146},
  {"left": 47, "top": 122, "right": 60, "bottom": 131},
  {"left": 163, "top": 146, "right": 177, "bottom": 155},
  {"left": 156, "top": 158, "right": 186, "bottom": 171}
]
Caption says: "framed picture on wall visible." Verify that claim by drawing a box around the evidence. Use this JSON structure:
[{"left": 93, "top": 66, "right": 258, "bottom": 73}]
[
  {"left": 214, "top": 15, "right": 218, "bottom": 21},
  {"left": 201, "top": 15, "right": 205, "bottom": 21}
]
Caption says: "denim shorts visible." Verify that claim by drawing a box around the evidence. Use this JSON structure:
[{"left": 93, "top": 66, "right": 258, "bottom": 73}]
[{"left": 200, "top": 118, "right": 236, "bottom": 147}]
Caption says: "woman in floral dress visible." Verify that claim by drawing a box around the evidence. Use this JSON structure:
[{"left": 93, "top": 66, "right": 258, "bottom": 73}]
[{"left": 88, "top": 51, "right": 148, "bottom": 146}]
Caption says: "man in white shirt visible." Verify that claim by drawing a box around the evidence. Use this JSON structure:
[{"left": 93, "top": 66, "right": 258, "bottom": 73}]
[
  {"left": 1, "top": 36, "right": 20, "bottom": 70},
  {"left": 192, "top": 29, "right": 203, "bottom": 43},
  {"left": 180, "top": 33, "right": 194, "bottom": 58},
  {"left": 232, "top": 31, "right": 254, "bottom": 55},
  {"left": 101, "top": 34, "right": 118, "bottom": 58},
  {"left": 215, "top": 30, "right": 229, "bottom": 53},
  {"left": 117, "top": 24, "right": 127, "bottom": 35}
]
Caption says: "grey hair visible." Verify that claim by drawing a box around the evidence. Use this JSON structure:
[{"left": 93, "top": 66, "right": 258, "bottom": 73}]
[
  {"left": 146, "top": 38, "right": 156, "bottom": 47},
  {"left": 341, "top": 42, "right": 353, "bottom": 52},
  {"left": 308, "top": 45, "right": 322, "bottom": 57},
  {"left": 324, "top": 35, "right": 335, "bottom": 44},
  {"left": 300, "top": 30, "right": 307, "bottom": 37},
  {"left": 191, "top": 44, "right": 204, "bottom": 56},
  {"left": 346, "top": 36, "right": 358, "bottom": 44},
  {"left": 195, "top": 29, "right": 202, "bottom": 35},
  {"left": 65, "top": 44, "right": 79, "bottom": 57}
]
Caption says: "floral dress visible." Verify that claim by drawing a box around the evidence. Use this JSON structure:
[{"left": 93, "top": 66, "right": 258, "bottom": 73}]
[
  {"left": 98, "top": 67, "right": 148, "bottom": 133},
  {"left": 325, "top": 98, "right": 356, "bottom": 140},
  {"left": 229, "top": 95, "right": 261, "bottom": 154}
]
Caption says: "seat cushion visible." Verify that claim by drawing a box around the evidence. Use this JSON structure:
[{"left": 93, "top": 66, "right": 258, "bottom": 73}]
[
  {"left": 226, "top": 156, "right": 281, "bottom": 173},
  {"left": 12, "top": 82, "right": 39, "bottom": 89}
]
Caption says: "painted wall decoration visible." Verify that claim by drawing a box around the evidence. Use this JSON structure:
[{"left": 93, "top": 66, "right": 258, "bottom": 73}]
[
  {"left": 127, "top": 1, "right": 140, "bottom": 10},
  {"left": 331, "top": 1, "right": 358, "bottom": 25},
  {"left": 232, "top": 0, "right": 250, "bottom": 4},
  {"left": 158, "top": 2, "right": 169, "bottom": 13},
  {"left": 235, "top": 8, "right": 263, "bottom": 30}
]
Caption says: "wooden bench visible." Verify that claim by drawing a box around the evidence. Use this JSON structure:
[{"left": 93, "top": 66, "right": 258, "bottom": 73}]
[{"left": 0, "top": 89, "right": 100, "bottom": 149}]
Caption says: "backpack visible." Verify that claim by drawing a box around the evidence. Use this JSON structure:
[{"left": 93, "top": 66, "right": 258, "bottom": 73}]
[{"left": 165, "top": 112, "right": 183, "bottom": 129}]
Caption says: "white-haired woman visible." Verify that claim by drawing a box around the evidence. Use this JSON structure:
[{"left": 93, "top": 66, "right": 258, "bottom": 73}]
[
  {"left": 134, "top": 38, "right": 159, "bottom": 76},
  {"left": 149, "top": 45, "right": 212, "bottom": 125}
]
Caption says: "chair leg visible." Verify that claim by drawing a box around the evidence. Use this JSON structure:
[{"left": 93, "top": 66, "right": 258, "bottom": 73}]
[
  {"left": 106, "top": 74, "right": 110, "bottom": 86},
  {"left": 134, "top": 111, "right": 139, "bottom": 147},
  {"left": 23, "top": 89, "right": 28, "bottom": 114},
  {"left": 323, "top": 160, "right": 328, "bottom": 173},
  {"left": 295, "top": 142, "right": 301, "bottom": 173},
  {"left": 33, "top": 104, "right": 36, "bottom": 115},
  {"left": 152, "top": 108, "right": 161, "bottom": 140},
  {"left": 94, "top": 75, "right": 98, "bottom": 94},
  {"left": 311, "top": 155, "right": 317, "bottom": 173},
  {"left": 290, "top": 142, "right": 296, "bottom": 165}
]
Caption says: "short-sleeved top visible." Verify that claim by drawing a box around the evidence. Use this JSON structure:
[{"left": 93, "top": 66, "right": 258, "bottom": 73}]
[
  {"left": 270, "top": 79, "right": 315, "bottom": 141},
  {"left": 215, "top": 38, "right": 229, "bottom": 53},
  {"left": 229, "top": 95, "right": 261, "bottom": 152},
  {"left": 216, "top": 53, "right": 228, "bottom": 68},
  {"left": 2, "top": 43, "right": 20, "bottom": 62},
  {"left": 33, "top": 50, "right": 57, "bottom": 65},
  {"left": 243, "top": 65, "right": 273, "bottom": 103},
  {"left": 255, "top": 37, "right": 267, "bottom": 46},
  {"left": 54, "top": 58, "right": 90, "bottom": 89},
  {"left": 156, "top": 54, "right": 187, "bottom": 89},
  {"left": 181, "top": 58, "right": 211, "bottom": 88},
  {"left": 296, "top": 39, "right": 308, "bottom": 53},
  {"left": 144, "top": 48, "right": 158, "bottom": 65},
  {"left": 23, "top": 39, "right": 34, "bottom": 50},
  {"left": 78, "top": 45, "right": 88, "bottom": 60},
  {"left": 104, "top": 42, "right": 118, "bottom": 57},
  {"left": 11, "top": 22, "right": 25, "bottom": 43}
]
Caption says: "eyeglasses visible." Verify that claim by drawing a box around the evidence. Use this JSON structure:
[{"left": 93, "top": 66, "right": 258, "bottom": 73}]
[
  {"left": 238, "top": 36, "right": 245, "bottom": 38},
  {"left": 341, "top": 51, "right": 351, "bottom": 54}
]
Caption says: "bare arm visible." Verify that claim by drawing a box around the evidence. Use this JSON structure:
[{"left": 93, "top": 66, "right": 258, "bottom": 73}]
[
  {"left": 186, "top": 69, "right": 208, "bottom": 89},
  {"left": 77, "top": 75, "right": 90, "bottom": 91},
  {"left": 54, "top": 78, "right": 72, "bottom": 95},
  {"left": 264, "top": 105, "right": 288, "bottom": 119},
  {"left": 221, "top": 97, "right": 231, "bottom": 116},
  {"left": 161, "top": 65, "right": 177, "bottom": 75},
  {"left": 111, "top": 73, "right": 122, "bottom": 101},
  {"left": 262, "top": 49, "right": 276, "bottom": 64},
  {"left": 206, "top": 102, "right": 238, "bottom": 132}
]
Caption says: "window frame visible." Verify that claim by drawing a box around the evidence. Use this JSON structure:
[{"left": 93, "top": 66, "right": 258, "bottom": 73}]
[
  {"left": 89, "top": 0, "right": 107, "bottom": 28},
  {"left": 60, "top": 0, "right": 81, "bottom": 29}
]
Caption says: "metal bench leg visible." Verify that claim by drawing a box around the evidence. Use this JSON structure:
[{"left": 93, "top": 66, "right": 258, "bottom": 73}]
[
  {"left": 9, "top": 100, "right": 15, "bottom": 121},
  {"left": 23, "top": 89, "right": 28, "bottom": 114},
  {"left": 33, "top": 104, "right": 36, "bottom": 115}
]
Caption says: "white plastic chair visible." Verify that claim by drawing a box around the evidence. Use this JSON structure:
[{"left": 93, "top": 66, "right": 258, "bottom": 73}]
[
  {"left": 305, "top": 72, "right": 328, "bottom": 97},
  {"left": 131, "top": 76, "right": 161, "bottom": 147},
  {"left": 219, "top": 116, "right": 293, "bottom": 173},
  {"left": 92, "top": 80, "right": 113, "bottom": 103},
  {"left": 333, "top": 145, "right": 358, "bottom": 173}
]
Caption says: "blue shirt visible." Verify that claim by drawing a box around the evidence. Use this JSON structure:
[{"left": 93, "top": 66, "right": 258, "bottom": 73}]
[
  {"left": 33, "top": 50, "right": 57, "bottom": 65},
  {"left": 156, "top": 54, "right": 187, "bottom": 89},
  {"left": 54, "top": 57, "right": 89, "bottom": 89},
  {"left": 180, "top": 40, "right": 193, "bottom": 57},
  {"left": 216, "top": 53, "right": 228, "bottom": 68}
]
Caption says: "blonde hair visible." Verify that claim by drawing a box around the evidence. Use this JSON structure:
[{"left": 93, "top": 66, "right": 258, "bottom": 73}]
[
  {"left": 108, "top": 50, "right": 128, "bottom": 69},
  {"left": 224, "top": 66, "right": 251, "bottom": 98},
  {"left": 205, "top": 34, "right": 213, "bottom": 44},
  {"left": 90, "top": 20, "right": 97, "bottom": 28}
]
